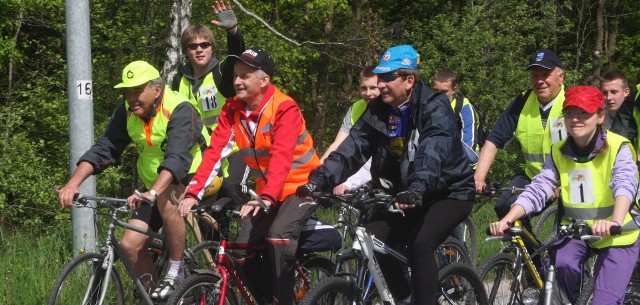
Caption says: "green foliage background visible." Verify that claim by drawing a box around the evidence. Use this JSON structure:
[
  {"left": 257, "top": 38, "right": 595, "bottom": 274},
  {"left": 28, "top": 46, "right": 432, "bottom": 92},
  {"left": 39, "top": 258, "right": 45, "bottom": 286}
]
[{"left": 1, "top": 0, "right": 640, "bottom": 229}]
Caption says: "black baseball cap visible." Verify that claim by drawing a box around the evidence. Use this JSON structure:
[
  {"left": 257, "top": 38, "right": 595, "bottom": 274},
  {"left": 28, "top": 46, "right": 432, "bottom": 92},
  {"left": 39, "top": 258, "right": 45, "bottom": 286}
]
[
  {"left": 525, "top": 49, "right": 564, "bottom": 70},
  {"left": 228, "top": 48, "right": 275, "bottom": 77}
]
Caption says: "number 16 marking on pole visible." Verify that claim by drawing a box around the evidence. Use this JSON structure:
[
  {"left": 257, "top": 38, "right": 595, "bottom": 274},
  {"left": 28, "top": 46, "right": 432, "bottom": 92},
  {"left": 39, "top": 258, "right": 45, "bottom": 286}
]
[{"left": 76, "top": 80, "right": 93, "bottom": 100}]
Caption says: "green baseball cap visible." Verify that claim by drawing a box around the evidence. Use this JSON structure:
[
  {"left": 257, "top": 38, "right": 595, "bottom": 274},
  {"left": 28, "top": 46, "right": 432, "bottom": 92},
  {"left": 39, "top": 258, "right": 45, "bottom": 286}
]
[{"left": 113, "top": 60, "right": 161, "bottom": 88}]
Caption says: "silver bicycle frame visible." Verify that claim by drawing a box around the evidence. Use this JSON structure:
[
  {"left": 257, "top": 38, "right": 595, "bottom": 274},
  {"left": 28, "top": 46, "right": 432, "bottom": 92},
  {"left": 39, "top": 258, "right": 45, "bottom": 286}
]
[{"left": 353, "top": 225, "right": 408, "bottom": 305}]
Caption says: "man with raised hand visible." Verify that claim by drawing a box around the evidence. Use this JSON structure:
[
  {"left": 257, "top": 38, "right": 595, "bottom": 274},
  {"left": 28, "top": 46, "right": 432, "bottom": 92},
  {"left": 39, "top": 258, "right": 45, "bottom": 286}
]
[{"left": 173, "top": 0, "right": 249, "bottom": 210}]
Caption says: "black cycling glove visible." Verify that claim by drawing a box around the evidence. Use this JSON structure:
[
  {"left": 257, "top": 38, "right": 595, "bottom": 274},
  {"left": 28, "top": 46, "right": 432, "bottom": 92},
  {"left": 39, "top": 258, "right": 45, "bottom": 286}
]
[
  {"left": 395, "top": 188, "right": 423, "bottom": 206},
  {"left": 296, "top": 182, "right": 317, "bottom": 198}
]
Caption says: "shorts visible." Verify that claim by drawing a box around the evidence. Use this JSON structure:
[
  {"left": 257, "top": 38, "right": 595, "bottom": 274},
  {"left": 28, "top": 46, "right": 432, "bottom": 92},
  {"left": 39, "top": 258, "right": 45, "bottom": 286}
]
[{"left": 129, "top": 173, "right": 194, "bottom": 232}]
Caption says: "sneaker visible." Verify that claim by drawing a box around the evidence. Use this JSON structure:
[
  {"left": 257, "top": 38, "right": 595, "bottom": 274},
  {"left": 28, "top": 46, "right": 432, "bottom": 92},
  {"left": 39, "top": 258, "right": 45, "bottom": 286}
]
[{"left": 151, "top": 274, "right": 184, "bottom": 300}]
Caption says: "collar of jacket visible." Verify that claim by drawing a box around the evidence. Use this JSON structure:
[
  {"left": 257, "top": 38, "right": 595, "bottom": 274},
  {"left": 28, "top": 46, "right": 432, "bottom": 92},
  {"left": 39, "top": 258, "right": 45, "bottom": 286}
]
[{"left": 181, "top": 56, "right": 221, "bottom": 81}]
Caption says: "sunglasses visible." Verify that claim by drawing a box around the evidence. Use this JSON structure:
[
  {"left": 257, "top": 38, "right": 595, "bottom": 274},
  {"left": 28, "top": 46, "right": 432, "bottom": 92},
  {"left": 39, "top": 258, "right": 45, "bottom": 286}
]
[
  {"left": 379, "top": 72, "right": 404, "bottom": 83},
  {"left": 187, "top": 42, "right": 213, "bottom": 50},
  {"left": 562, "top": 109, "right": 594, "bottom": 120}
]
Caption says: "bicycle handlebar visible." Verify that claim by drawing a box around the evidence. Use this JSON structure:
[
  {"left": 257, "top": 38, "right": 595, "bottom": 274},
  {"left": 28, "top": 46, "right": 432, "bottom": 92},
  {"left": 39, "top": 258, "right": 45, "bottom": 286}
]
[
  {"left": 307, "top": 188, "right": 399, "bottom": 215},
  {"left": 485, "top": 220, "right": 622, "bottom": 241},
  {"left": 72, "top": 193, "right": 129, "bottom": 209},
  {"left": 247, "top": 189, "right": 270, "bottom": 214}
]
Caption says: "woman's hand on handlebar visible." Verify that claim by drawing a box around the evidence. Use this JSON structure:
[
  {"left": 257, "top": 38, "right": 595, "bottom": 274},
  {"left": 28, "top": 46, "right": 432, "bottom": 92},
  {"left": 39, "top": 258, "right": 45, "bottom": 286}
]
[
  {"left": 178, "top": 197, "right": 199, "bottom": 217},
  {"left": 591, "top": 219, "right": 620, "bottom": 237},
  {"left": 240, "top": 200, "right": 272, "bottom": 217},
  {"left": 489, "top": 219, "right": 511, "bottom": 236}
]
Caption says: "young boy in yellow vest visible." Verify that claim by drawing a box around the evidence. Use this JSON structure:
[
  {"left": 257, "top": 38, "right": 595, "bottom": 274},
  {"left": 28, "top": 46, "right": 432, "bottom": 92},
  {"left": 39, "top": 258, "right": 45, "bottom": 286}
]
[{"left": 321, "top": 66, "right": 380, "bottom": 195}]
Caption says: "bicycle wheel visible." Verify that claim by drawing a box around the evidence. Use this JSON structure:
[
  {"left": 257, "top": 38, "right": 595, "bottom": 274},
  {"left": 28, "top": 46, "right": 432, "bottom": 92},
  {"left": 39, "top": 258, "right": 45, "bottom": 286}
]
[
  {"left": 478, "top": 253, "right": 530, "bottom": 305},
  {"left": 437, "top": 262, "right": 488, "bottom": 305},
  {"left": 300, "top": 277, "right": 358, "bottom": 305},
  {"left": 186, "top": 240, "right": 220, "bottom": 271},
  {"left": 457, "top": 218, "right": 478, "bottom": 267},
  {"left": 167, "top": 273, "right": 239, "bottom": 305},
  {"left": 296, "top": 254, "right": 336, "bottom": 303},
  {"left": 573, "top": 275, "right": 595, "bottom": 305},
  {"left": 574, "top": 275, "right": 640, "bottom": 305},
  {"left": 438, "top": 237, "right": 472, "bottom": 267},
  {"left": 48, "top": 252, "right": 125, "bottom": 305},
  {"left": 533, "top": 205, "right": 558, "bottom": 241}
]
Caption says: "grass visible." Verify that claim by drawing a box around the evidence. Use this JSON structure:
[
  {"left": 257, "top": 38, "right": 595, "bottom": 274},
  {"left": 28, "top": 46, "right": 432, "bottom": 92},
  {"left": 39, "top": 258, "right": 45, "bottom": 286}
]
[{"left": 0, "top": 225, "right": 76, "bottom": 304}]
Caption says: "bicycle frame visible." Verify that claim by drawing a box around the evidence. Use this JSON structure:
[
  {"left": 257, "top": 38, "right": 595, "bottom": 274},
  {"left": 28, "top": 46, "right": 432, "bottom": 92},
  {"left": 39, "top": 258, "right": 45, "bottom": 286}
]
[
  {"left": 213, "top": 238, "right": 262, "bottom": 305},
  {"left": 351, "top": 225, "right": 407, "bottom": 305},
  {"left": 484, "top": 220, "right": 604, "bottom": 305},
  {"left": 198, "top": 214, "right": 317, "bottom": 305},
  {"left": 488, "top": 222, "right": 545, "bottom": 290},
  {"left": 92, "top": 203, "right": 166, "bottom": 305}
]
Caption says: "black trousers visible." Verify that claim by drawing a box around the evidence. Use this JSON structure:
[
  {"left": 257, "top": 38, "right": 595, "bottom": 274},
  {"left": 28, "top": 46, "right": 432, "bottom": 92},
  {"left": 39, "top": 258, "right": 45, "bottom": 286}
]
[{"left": 235, "top": 195, "right": 317, "bottom": 305}]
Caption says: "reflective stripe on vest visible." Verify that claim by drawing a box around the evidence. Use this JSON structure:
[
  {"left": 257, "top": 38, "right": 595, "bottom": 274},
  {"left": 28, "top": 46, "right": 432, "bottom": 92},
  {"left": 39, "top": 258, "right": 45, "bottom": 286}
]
[
  {"left": 552, "top": 131, "right": 639, "bottom": 248},
  {"left": 177, "top": 73, "right": 226, "bottom": 129},
  {"left": 127, "top": 86, "right": 209, "bottom": 189},
  {"left": 350, "top": 99, "right": 367, "bottom": 126},
  {"left": 516, "top": 86, "right": 566, "bottom": 178},
  {"left": 232, "top": 88, "right": 320, "bottom": 201}
]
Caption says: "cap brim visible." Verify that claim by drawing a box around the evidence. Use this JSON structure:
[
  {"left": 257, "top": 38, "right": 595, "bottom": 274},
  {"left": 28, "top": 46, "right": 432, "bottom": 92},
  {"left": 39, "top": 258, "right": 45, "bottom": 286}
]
[
  {"left": 227, "top": 55, "right": 262, "bottom": 70},
  {"left": 113, "top": 79, "right": 152, "bottom": 89},
  {"left": 525, "top": 63, "right": 557, "bottom": 71},
  {"left": 372, "top": 66, "right": 397, "bottom": 74}
]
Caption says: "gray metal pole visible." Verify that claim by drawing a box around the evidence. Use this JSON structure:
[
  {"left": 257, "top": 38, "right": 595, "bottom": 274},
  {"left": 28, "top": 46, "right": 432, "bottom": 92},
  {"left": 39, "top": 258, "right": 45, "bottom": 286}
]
[{"left": 65, "top": 0, "right": 96, "bottom": 254}]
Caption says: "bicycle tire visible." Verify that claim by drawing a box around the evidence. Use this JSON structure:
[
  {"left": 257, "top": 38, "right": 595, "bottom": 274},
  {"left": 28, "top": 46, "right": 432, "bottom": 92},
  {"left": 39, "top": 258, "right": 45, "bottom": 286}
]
[
  {"left": 439, "top": 237, "right": 473, "bottom": 267},
  {"left": 438, "top": 262, "right": 489, "bottom": 305},
  {"left": 533, "top": 205, "right": 558, "bottom": 241},
  {"left": 167, "top": 273, "right": 240, "bottom": 305},
  {"left": 460, "top": 217, "right": 479, "bottom": 267},
  {"left": 186, "top": 240, "right": 221, "bottom": 271},
  {"left": 575, "top": 274, "right": 640, "bottom": 305},
  {"left": 296, "top": 255, "right": 336, "bottom": 303},
  {"left": 478, "top": 253, "right": 527, "bottom": 305},
  {"left": 48, "top": 252, "right": 125, "bottom": 305},
  {"left": 573, "top": 275, "right": 595, "bottom": 305},
  {"left": 299, "top": 277, "right": 359, "bottom": 305}
]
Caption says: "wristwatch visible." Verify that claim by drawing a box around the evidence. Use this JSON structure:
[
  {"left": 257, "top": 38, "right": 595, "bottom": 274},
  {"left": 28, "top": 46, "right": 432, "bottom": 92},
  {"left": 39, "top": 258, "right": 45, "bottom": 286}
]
[{"left": 149, "top": 189, "right": 158, "bottom": 200}]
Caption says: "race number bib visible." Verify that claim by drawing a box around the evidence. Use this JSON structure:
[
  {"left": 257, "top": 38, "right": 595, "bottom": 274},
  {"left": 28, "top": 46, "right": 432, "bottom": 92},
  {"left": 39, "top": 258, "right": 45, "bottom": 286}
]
[
  {"left": 568, "top": 168, "right": 594, "bottom": 204},
  {"left": 550, "top": 118, "right": 567, "bottom": 144},
  {"left": 199, "top": 86, "right": 219, "bottom": 112}
]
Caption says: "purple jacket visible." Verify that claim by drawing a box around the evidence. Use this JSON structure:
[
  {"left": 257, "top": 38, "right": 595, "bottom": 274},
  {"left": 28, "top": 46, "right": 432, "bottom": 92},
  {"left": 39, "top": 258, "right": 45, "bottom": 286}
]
[{"left": 515, "top": 131, "right": 638, "bottom": 218}]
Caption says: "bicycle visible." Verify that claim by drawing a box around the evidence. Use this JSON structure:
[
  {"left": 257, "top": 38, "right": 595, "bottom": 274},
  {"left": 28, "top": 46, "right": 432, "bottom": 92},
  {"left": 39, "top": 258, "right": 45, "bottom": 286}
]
[
  {"left": 298, "top": 188, "right": 488, "bottom": 305},
  {"left": 47, "top": 191, "right": 223, "bottom": 305},
  {"left": 167, "top": 194, "right": 337, "bottom": 305},
  {"left": 479, "top": 219, "right": 621, "bottom": 305}
]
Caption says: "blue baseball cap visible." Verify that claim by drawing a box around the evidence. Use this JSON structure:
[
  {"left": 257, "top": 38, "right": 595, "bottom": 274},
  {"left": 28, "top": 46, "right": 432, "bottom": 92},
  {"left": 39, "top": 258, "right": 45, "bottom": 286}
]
[{"left": 373, "top": 45, "right": 419, "bottom": 74}]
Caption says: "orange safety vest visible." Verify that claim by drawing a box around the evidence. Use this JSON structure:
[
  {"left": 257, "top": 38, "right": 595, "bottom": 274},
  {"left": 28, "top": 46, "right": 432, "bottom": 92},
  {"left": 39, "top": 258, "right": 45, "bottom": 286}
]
[{"left": 233, "top": 88, "right": 320, "bottom": 201}]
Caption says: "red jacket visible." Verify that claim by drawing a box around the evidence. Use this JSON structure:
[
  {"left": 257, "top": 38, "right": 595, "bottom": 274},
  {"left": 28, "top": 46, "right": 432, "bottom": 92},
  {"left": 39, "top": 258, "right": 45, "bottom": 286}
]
[{"left": 185, "top": 85, "right": 320, "bottom": 207}]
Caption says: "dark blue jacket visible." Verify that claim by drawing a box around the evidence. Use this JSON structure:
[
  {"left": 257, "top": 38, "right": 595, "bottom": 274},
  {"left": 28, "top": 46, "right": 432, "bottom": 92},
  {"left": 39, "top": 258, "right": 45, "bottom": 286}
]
[{"left": 309, "top": 80, "right": 475, "bottom": 204}]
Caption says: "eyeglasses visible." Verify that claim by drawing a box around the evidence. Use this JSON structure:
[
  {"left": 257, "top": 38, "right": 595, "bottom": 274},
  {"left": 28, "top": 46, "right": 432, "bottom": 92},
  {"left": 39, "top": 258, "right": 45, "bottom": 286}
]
[
  {"left": 187, "top": 42, "right": 213, "bottom": 50},
  {"left": 379, "top": 72, "right": 404, "bottom": 83},
  {"left": 562, "top": 109, "right": 594, "bottom": 120}
]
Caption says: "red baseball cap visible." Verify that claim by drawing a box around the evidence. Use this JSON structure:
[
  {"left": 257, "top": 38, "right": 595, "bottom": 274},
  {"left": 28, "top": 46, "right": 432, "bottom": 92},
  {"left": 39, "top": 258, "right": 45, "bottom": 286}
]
[{"left": 563, "top": 86, "right": 604, "bottom": 114}]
